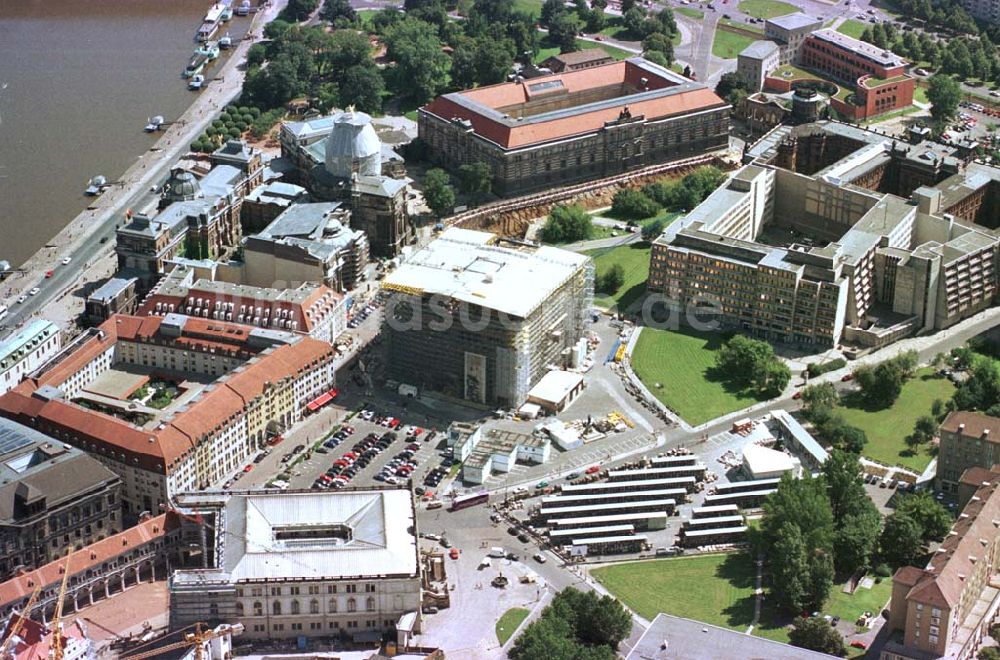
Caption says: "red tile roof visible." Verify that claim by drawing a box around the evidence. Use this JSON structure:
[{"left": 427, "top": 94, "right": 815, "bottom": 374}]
[
  {"left": 422, "top": 60, "right": 726, "bottom": 149},
  {"left": 940, "top": 411, "right": 1000, "bottom": 442},
  {"left": 0, "top": 513, "right": 177, "bottom": 608},
  {"left": 0, "top": 315, "right": 336, "bottom": 474}
]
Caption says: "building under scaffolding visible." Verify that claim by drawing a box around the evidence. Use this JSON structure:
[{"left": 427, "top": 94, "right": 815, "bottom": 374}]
[{"left": 383, "top": 228, "right": 593, "bottom": 408}]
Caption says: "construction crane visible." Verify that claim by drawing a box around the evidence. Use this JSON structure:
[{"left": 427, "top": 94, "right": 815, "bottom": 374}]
[
  {"left": 0, "top": 583, "right": 42, "bottom": 659},
  {"left": 120, "top": 623, "right": 243, "bottom": 660},
  {"left": 50, "top": 550, "right": 73, "bottom": 660}
]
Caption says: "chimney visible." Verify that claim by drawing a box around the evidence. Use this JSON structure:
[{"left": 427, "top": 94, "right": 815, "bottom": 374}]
[{"left": 959, "top": 423, "right": 966, "bottom": 433}]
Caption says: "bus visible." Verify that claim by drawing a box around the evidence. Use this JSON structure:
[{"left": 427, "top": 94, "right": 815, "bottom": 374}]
[{"left": 449, "top": 491, "right": 488, "bottom": 512}]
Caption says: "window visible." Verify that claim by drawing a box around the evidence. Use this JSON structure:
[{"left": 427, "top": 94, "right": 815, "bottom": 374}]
[
  {"left": 329, "top": 598, "right": 338, "bottom": 613},
  {"left": 366, "top": 597, "right": 376, "bottom": 612},
  {"left": 290, "top": 586, "right": 300, "bottom": 595},
  {"left": 348, "top": 598, "right": 357, "bottom": 612},
  {"left": 272, "top": 601, "right": 282, "bottom": 615},
  {"left": 310, "top": 599, "right": 320, "bottom": 614},
  {"left": 271, "top": 587, "right": 282, "bottom": 596},
  {"left": 236, "top": 602, "right": 244, "bottom": 616},
  {"left": 365, "top": 584, "right": 376, "bottom": 593},
  {"left": 253, "top": 601, "right": 263, "bottom": 617},
  {"left": 290, "top": 600, "right": 300, "bottom": 615}
]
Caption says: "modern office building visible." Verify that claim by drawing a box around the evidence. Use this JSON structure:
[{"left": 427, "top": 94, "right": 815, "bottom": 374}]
[
  {"left": 169, "top": 488, "right": 422, "bottom": 642},
  {"left": 797, "top": 29, "right": 914, "bottom": 120},
  {"left": 883, "top": 467, "right": 1000, "bottom": 660},
  {"left": 138, "top": 266, "right": 347, "bottom": 344},
  {"left": 648, "top": 121, "right": 1000, "bottom": 348},
  {"left": 737, "top": 40, "right": 781, "bottom": 92},
  {"left": 0, "top": 321, "right": 61, "bottom": 397},
  {"left": 383, "top": 228, "right": 593, "bottom": 408},
  {"left": 935, "top": 411, "right": 1000, "bottom": 494},
  {"left": 764, "top": 12, "right": 824, "bottom": 65},
  {"left": 418, "top": 58, "right": 730, "bottom": 196},
  {"left": 0, "top": 418, "right": 121, "bottom": 579},
  {"left": 0, "top": 314, "right": 337, "bottom": 516}
]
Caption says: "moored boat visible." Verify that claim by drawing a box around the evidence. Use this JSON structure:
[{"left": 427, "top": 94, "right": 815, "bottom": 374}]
[
  {"left": 188, "top": 74, "right": 206, "bottom": 91},
  {"left": 144, "top": 115, "right": 165, "bottom": 132},
  {"left": 85, "top": 175, "right": 107, "bottom": 196}
]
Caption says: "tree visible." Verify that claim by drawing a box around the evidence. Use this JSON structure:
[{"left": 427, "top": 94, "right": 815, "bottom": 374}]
[
  {"left": 715, "top": 72, "right": 752, "bottom": 106},
  {"left": 548, "top": 11, "right": 582, "bottom": 53},
  {"left": 789, "top": 617, "right": 848, "bottom": 657},
  {"left": 953, "top": 357, "right": 1000, "bottom": 412},
  {"left": 907, "top": 414, "right": 938, "bottom": 450},
  {"left": 801, "top": 382, "right": 838, "bottom": 419},
  {"left": 641, "top": 217, "right": 666, "bottom": 240},
  {"left": 282, "top": 0, "right": 319, "bottom": 21},
  {"left": 831, "top": 424, "right": 868, "bottom": 454},
  {"left": 620, "top": 0, "right": 636, "bottom": 12},
  {"left": 879, "top": 512, "right": 924, "bottom": 568},
  {"left": 896, "top": 491, "right": 952, "bottom": 543},
  {"left": 598, "top": 263, "right": 626, "bottom": 294},
  {"left": 622, "top": 7, "right": 647, "bottom": 38},
  {"left": 541, "top": 205, "right": 593, "bottom": 243},
  {"left": 243, "top": 56, "right": 306, "bottom": 108},
  {"left": 611, "top": 189, "right": 660, "bottom": 219},
  {"left": 643, "top": 32, "right": 674, "bottom": 66},
  {"left": 423, "top": 168, "right": 456, "bottom": 217},
  {"left": 247, "top": 43, "right": 268, "bottom": 68},
  {"left": 716, "top": 335, "right": 775, "bottom": 384},
  {"left": 371, "top": 7, "right": 405, "bottom": 34},
  {"left": 320, "top": 0, "right": 357, "bottom": 24},
  {"left": 475, "top": 38, "right": 517, "bottom": 85},
  {"left": 457, "top": 162, "right": 493, "bottom": 202},
  {"left": 771, "top": 523, "right": 810, "bottom": 614},
  {"left": 540, "top": 0, "right": 565, "bottom": 27},
  {"left": 927, "top": 74, "right": 962, "bottom": 124},
  {"left": 339, "top": 65, "right": 385, "bottom": 113},
  {"left": 385, "top": 18, "right": 451, "bottom": 103},
  {"left": 546, "top": 589, "right": 631, "bottom": 649},
  {"left": 835, "top": 507, "right": 882, "bottom": 574}
]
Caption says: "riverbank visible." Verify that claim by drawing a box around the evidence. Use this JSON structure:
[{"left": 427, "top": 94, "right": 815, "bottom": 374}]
[{"left": 2, "top": 0, "right": 287, "bottom": 332}]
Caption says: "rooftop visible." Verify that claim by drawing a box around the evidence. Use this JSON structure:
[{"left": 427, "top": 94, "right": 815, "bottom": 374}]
[
  {"left": 383, "top": 228, "right": 589, "bottom": 318},
  {"left": 940, "top": 411, "right": 1000, "bottom": 442},
  {"left": 810, "top": 28, "right": 908, "bottom": 68},
  {"left": 0, "top": 321, "right": 58, "bottom": 373},
  {"left": 626, "top": 612, "right": 837, "bottom": 660},
  {"left": 766, "top": 12, "right": 824, "bottom": 31},
  {"left": 173, "top": 489, "right": 418, "bottom": 582},
  {"left": 527, "top": 370, "right": 584, "bottom": 405},
  {"left": 740, "top": 40, "right": 780, "bottom": 59},
  {"left": 422, "top": 58, "right": 726, "bottom": 149},
  {"left": 87, "top": 277, "right": 137, "bottom": 305},
  {"left": 541, "top": 48, "right": 614, "bottom": 67}
]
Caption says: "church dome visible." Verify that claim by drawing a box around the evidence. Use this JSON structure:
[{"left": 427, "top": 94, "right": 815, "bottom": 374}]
[
  {"left": 324, "top": 109, "right": 382, "bottom": 179},
  {"left": 162, "top": 168, "right": 202, "bottom": 202}
]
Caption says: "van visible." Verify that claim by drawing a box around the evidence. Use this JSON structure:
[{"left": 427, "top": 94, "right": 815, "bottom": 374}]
[
  {"left": 488, "top": 546, "right": 506, "bottom": 558},
  {"left": 426, "top": 500, "right": 443, "bottom": 510}
]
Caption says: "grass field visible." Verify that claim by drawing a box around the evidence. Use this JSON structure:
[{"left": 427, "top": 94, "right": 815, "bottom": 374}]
[
  {"left": 833, "top": 368, "right": 954, "bottom": 472},
  {"left": 630, "top": 327, "right": 770, "bottom": 425},
  {"left": 914, "top": 85, "right": 929, "bottom": 104},
  {"left": 495, "top": 607, "right": 530, "bottom": 645},
  {"left": 712, "top": 29, "right": 756, "bottom": 59},
  {"left": 837, "top": 19, "right": 868, "bottom": 39},
  {"left": 593, "top": 554, "right": 791, "bottom": 643},
  {"left": 513, "top": 0, "right": 543, "bottom": 17},
  {"left": 719, "top": 17, "right": 765, "bottom": 35},
  {"left": 584, "top": 242, "right": 651, "bottom": 311},
  {"left": 823, "top": 579, "right": 892, "bottom": 624},
  {"left": 737, "top": 0, "right": 798, "bottom": 19},
  {"left": 676, "top": 6, "right": 704, "bottom": 18}
]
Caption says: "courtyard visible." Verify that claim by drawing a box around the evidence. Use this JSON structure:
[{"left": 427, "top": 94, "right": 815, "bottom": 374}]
[{"left": 584, "top": 242, "right": 651, "bottom": 312}]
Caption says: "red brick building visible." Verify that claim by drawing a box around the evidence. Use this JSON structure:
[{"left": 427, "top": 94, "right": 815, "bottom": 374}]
[{"left": 798, "top": 28, "right": 914, "bottom": 120}]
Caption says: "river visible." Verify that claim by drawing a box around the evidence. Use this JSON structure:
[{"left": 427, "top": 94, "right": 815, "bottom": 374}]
[{"left": 0, "top": 0, "right": 251, "bottom": 268}]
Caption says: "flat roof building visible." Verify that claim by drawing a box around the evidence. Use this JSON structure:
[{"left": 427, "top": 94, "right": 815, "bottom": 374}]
[
  {"left": 169, "top": 488, "right": 422, "bottom": 642},
  {"left": 526, "top": 370, "right": 585, "bottom": 413},
  {"left": 0, "top": 321, "right": 61, "bottom": 397},
  {"left": 419, "top": 58, "right": 730, "bottom": 196},
  {"left": 384, "top": 229, "right": 593, "bottom": 408},
  {"left": 460, "top": 426, "right": 551, "bottom": 485},
  {"left": 764, "top": 12, "right": 824, "bottom": 65},
  {"left": 738, "top": 40, "right": 781, "bottom": 92}
]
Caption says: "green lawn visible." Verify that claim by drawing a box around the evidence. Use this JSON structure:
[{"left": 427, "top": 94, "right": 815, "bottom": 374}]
[
  {"left": 712, "top": 29, "right": 756, "bottom": 59},
  {"left": 833, "top": 368, "right": 954, "bottom": 472},
  {"left": 837, "top": 19, "right": 868, "bottom": 39},
  {"left": 823, "top": 578, "right": 892, "bottom": 624},
  {"left": 737, "top": 0, "right": 798, "bottom": 19},
  {"left": 513, "top": 0, "right": 543, "bottom": 17},
  {"left": 496, "top": 607, "right": 530, "bottom": 645},
  {"left": 914, "top": 85, "right": 929, "bottom": 104},
  {"left": 676, "top": 6, "right": 704, "bottom": 18},
  {"left": 593, "top": 554, "right": 791, "bottom": 643},
  {"left": 630, "top": 327, "right": 771, "bottom": 425},
  {"left": 719, "top": 17, "right": 765, "bottom": 35},
  {"left": 583, "top": 242, "right": 651, "bottom": 311}
]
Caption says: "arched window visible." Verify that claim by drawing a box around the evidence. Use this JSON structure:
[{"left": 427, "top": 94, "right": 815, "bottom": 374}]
[
  {"left": 290, "top": 600, "right": 300, "bottom": 615},
  {"left": 310, "top": 599, "right": 319, "bottom": 614},
  {"left": 253, "top": 601, "right": 263, "bottom": 617},
  {"left": 235, "top": 602, "right": 245, "bottom": 616},
  {"left": 347, "top": 597, "right": 356, "bottom": 613},
  {"left": 272, "top": 601, "right": 282, "bottom": 616},
  {"left": 365, "top": 597, "right": 375, "bottom": 612},
  {"left": 328, "top": 598, "right": 338, "bottom": 613}
]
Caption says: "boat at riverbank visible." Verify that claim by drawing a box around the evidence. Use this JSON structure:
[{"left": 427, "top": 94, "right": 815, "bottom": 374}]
[
  {"left": 188, "top": 75, "right": 205, "bottom": 91},
  {"left": 184, "top": 53, "right": 209, "bottom": 78},
  {"left": 144, "top": 115, "right": 165, "bottom": 132},
  {"left": 196, "top": 2, "right": 226, "bottom": 42},
  {"left": 219, "top": 33, "right": 233, "bottom": 49},
  {"left": 195, "top": 41, "right": 220, "bottom": 60},
  {"left": 235, "top": 0, "right": 251, "bottom": 16},
  {"left": 84, "top": 175, "right": 108, "bottom": 196}
]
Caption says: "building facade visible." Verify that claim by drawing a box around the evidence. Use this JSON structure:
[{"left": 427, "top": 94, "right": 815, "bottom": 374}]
[
  {"left": 0, "top": 314, "right": 337, "bottom": 516},
  {"left": 539, "top": 48, "right": 614, "bottom": 74},
  {"left": 883, "top": 467, "right": 1000, "bottom": 660},
  {"left": 418, "top": 58, "right": 730, "bottom": 197},
  {"left": 0, "top": 321, "right": 61, "bottom": 397},
  {"left": 764, "top": 13, "right": 825, "bottom": 65},
  {"left": 383, "top": 229, "right": 593, "bottom": 408},
  {"left": 85, "top": 276, "right": 139, "bottom": 326},
  {"left": 936, "top": 411, "right": 1000, "bottom": 493},
  {"left": 169, "top": 489, "right": 422, "bottom": 643},
  {"left": 0, "top": 419, "right": 121, "bottom": 579},
  {"left": 737, "top": 41, "right": 781, "bottom": 92}
]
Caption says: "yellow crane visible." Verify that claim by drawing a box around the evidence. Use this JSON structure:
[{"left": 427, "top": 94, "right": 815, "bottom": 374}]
[
  {"left": 0, "top": 582, "right": 42, "bottom": 659},
  {"left": 120, "top": 623, "right": 243, "bottom": 660},
  {"left": 50, "top": 550, "right": 73, "bottom": 660}
]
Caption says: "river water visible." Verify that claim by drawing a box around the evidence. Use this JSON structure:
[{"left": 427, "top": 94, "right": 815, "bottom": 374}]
[{"left": 0, "top": 0, "right": 251, "bottom": 268}]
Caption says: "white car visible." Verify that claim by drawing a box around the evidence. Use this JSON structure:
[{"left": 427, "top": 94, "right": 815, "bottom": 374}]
[
  {"left": 61, "top": 257, "right": 71, "bottom": 265},
  {"left": 28, "top": 287, "right": 40, "bottom": 296},
  {"left": 533, "top": 552, "right": 547, "bottom": 564},
  {"left": 16, "top": 295, "right": 26, "bottom": 304}
]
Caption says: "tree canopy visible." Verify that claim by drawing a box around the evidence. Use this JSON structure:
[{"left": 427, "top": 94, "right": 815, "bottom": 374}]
[
  {"left": 714, "top": 335, "right": 791, "bottom": 397},
  {"left": 789, "top": 617, "right": 847, "bottom": 657},
  {"left": 384, "top": 18, "right": 451, "bottom": 103},
  {"left": 927, "top": 74, "right": 962, "bottom": 124},
  {"left": 510, "top": 588, "right": 630, "bottom": 660},
  {"left": 541, "top": 205, "right": 594, "bottom": 244},
  {"left": 423, "top": 168, "right": 456, "bottom": 217}
]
